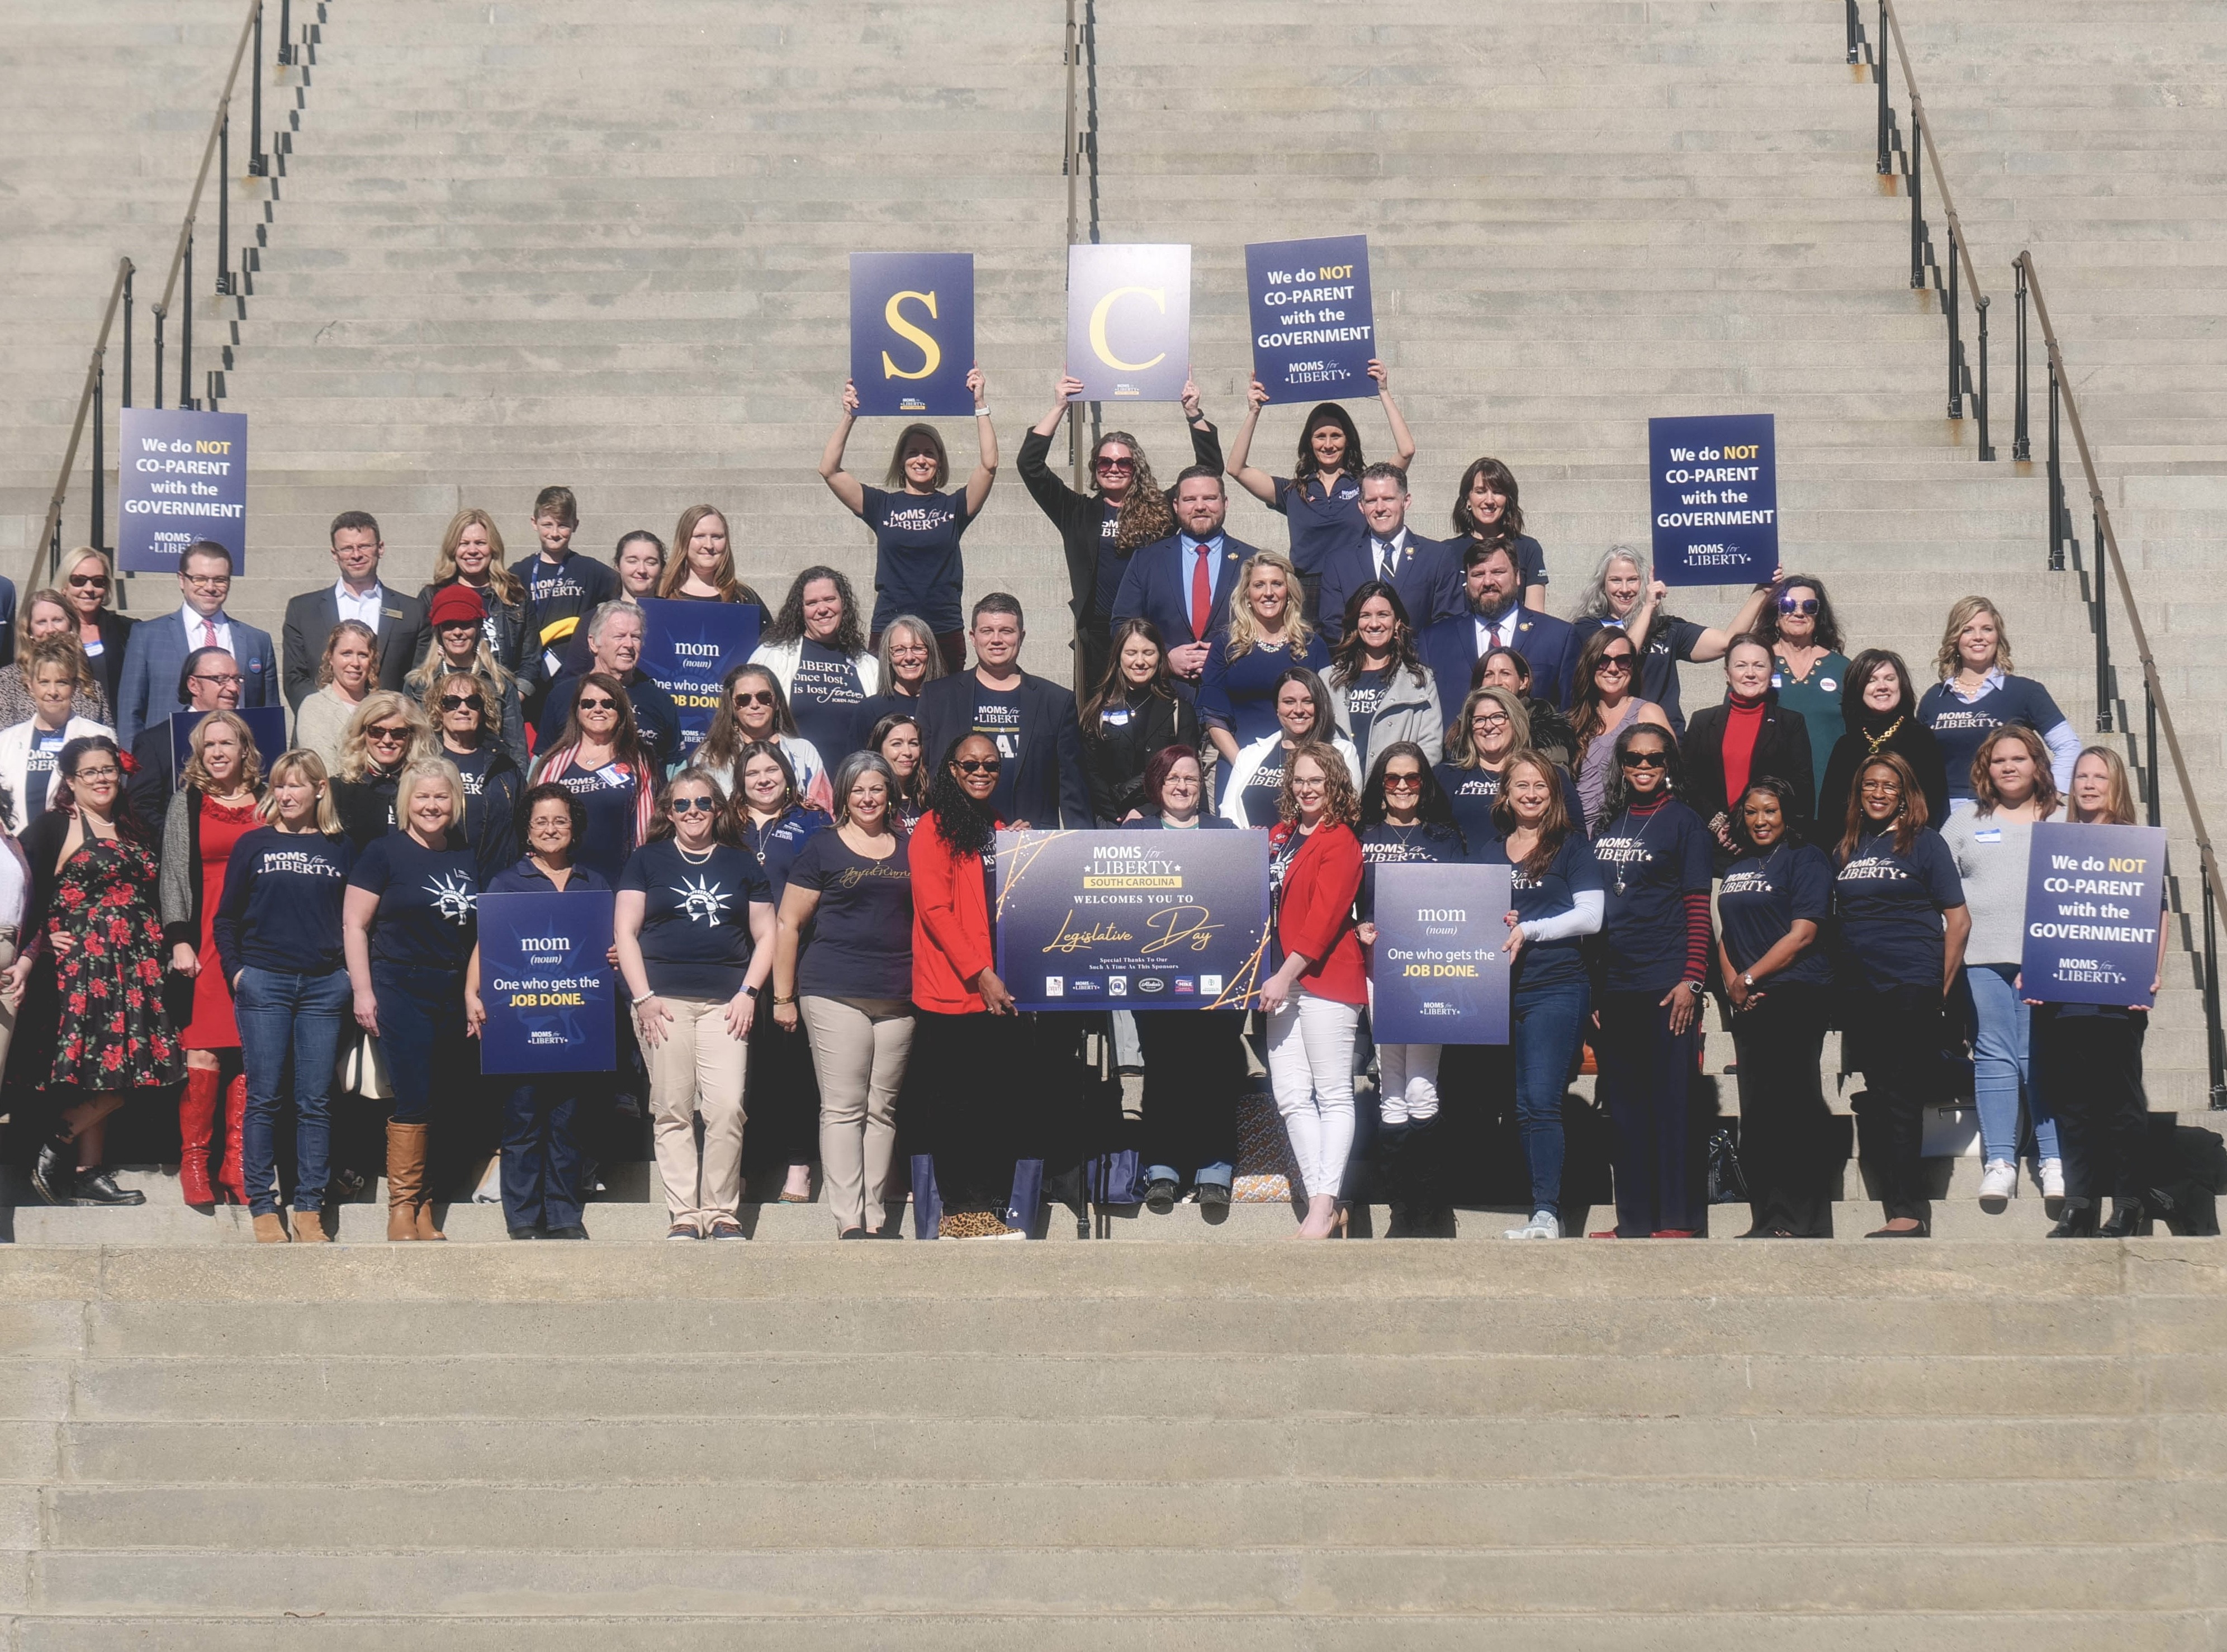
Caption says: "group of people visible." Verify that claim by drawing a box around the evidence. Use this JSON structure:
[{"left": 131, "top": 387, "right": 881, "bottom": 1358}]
[{"left": 0, "top": 375, "right": 2162, "bottom": 1242}]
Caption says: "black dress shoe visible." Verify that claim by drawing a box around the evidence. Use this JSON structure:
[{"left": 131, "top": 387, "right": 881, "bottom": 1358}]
[
  {"left": 30, "top": 1138, "right": 74, "bottom": 1205},
  {"left": 543, "top": 1224, "right": 589, "bottom": 1241},
  {"left": 2098, "top": 1200, "right": 2148, "bottom": 1238},
  {"left": 1143, "top": 1178, "right": 1178, "bottom": 1215},
  {"left": 70, "top": 1168, "right": 146, "bottom": 1207},
  {"left": 1196, "top": 1182, "right": 1230, "bottom": 1210},
  {"left": 838, "top": 1227, "right": 868, "bottom": 1240},
  {"left": 508, "top": 1226, "right": 541, "bottom": 1240},
  {"left": 2048, "top": 1201, "right": 2098, "bottom": 1238},
  {"left": 1865, "top": 1221, "right": 1929, "bottom": 1238}
]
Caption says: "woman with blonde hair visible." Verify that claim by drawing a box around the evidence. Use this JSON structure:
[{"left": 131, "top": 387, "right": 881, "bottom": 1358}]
[
  {"left": 0, "top": 588, "right": 109, "bottom": 728},
  {"left": 1198, "top": 548, "right": 1329, "bottom": 803},
  {"left": 420, "top": 507, "right": 534, "bottom": 681},
  {"left": 660, "top": 505, "right": 767, "bottom": 622},
  {"left": 293, "top": 621, "right": 382, "bottom": 773},
  {"left": 1917, "top": 595, "right": 2078, "bottom": 809},
  {"left": 330, "top": 692, "right": 435, "bottom": 849},
  {"left": 158, "top": 709, "right": 268, "bottom": 1208},
  {"left": 55, "top": 547, "right": 135, "bottom": 713},
  {"left": 212, "top": 748, "right": 354, "bottom": 1242},
  {"left": 406, "top": 583, "right": 527, "bottom": 769},
  {"left": 429, "top": 667, "right": 524, "bottom": 883}
]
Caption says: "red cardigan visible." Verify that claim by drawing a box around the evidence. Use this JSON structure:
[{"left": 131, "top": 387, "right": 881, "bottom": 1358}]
[
  {"left": 1269, "top": 820, "right": 1367, "bottom": 1006},
  {"left": 909, "top": 810, "right": 999, "bottom": 1014}
]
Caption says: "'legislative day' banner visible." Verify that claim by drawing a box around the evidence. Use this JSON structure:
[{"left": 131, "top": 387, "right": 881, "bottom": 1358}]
[
  {"left": 849, "top": 252, "right": 975, "bottom": 417},
  {"left": 1067, "top": 244, "right": 1191, "bottom": 403},
  {"left": 1371, "top": 863, "right": 1513, "bottom": 1045},
  {"left": 993, "top": 828, "right": 1268, "bottom": 1012},
  {"left": 168, "top": 706, "right": 290, "bottom": 786},
  {"left": 1647, "top": 413, "right": 1778, "bottom": 587},
  {"left": 1244, "top": 235, "right": 1376, "bottom": 404},
  {"left": 636, "top": 597, "right": 761, "bottom": 755},
  {"left": 477, "top": 890, "right": 617, "bottom": 1075},
  {"left": 2020, "top": 821, "right": 2167, "bottom": 1008},
  {"left": 119, "top": 408, "right": 248, "bottom": 575}
]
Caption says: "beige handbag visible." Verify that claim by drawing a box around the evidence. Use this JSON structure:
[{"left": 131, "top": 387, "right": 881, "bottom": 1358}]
[{"left": 342, "top": 1031, "right": 394, "bottom": 1100}]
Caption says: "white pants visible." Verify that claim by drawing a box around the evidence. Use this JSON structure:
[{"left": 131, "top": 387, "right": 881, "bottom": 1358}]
[
  {"left": 1377, "top": 1043, "right": 1442, "bottom": 1124},
  {"left": 1266, "top": 988, "right": 1360, "bottom": 1199}
]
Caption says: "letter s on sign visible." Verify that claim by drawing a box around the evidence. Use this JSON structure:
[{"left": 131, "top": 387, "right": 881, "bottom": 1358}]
[
  {"left": 882, "top": 290, "right": 941, "bottom": 382},
  {"left": 1089, "top": 286, "right": 1168, "bottom": 372}
]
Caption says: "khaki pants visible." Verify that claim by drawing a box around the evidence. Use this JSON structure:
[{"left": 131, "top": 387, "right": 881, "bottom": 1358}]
[
  {"left": 802, "top": 995, "right": 913, "bottom": 1234},
  {"left": 644, "top": 995, "right": 748, "bottom": 1232},
  {"left": 0, "top": 934, "right": 19, "bottom": 1107}
]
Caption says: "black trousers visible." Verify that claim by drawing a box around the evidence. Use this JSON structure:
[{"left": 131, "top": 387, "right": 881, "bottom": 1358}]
[
  {"left": 2036, "top": 1007, "right": 2150, "bottom": 1208},
  {"left": 745, "top": 984, "right": 821, "bottom": 1172},
  {"left": 1135, "top": 1010, "right": 1244, "bottom": 1183},
  {"left": 909, "top": 1009, "right": 1085, "bottom": 1210},
  {"left": 1728, "top": 981, "right": 1835, "bottom": 1237},
  {"left": 1845, "top": 984, "right": 1942, "bottom": 1227},
  {"left": 1595, "top": 988, "right": 1699, "bottom": 1236}
]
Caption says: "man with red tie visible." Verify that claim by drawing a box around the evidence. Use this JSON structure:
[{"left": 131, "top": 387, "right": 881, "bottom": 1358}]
[
  {"left": 1111, "top": 468, "right": 1259, "bottom": 683},
  {"left": 112, "top": 541, "right": 277, "bottom": 744}
]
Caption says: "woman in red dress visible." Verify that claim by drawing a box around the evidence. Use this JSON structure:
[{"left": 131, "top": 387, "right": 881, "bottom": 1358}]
[{"left": 158, "top": 711, "right": 268, "bottom": 1207}]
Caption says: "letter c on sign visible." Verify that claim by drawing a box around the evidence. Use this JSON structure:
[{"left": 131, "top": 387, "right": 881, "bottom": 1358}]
[
  {"left": 1089, "top": 286, "right": 1168, "bottom": 372},
  {"left": 882, "top": 290, "right": 941, "bottom": 381}
]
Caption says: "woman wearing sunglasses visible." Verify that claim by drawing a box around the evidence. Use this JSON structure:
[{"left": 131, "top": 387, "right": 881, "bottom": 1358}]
[
  {"left": 1589, "top": 723, "right": 1715, "bottom": 1237},
  {"left": 615, "top": 768, "right": 774, "bottom": 1241},
  {"left": 406, "top": 583, "right": 528, "bottom": 771},
  {"left": 699, "top": 663, "right": 831, "bottom": 816},
  {"left": 429, "top": 670, "right": 524, "bottom": 885},
  {"left": 529, "top": 672, "right": 656, "bottom": 886},
  {"left": 1569, "top": 628, "right": 1673, "bottom": 825},
  {"left": 55, "top": 547, "right": 135, "bottom": 715},
  {"left": 330, "top": 694, "right": 435, "bottom": 849},
  {"left": 1752, "top": 573, "right": 1850, "bottom": 799},
  {"left": 1568, "top": 547, "right": 1774, "bottom": 736}
]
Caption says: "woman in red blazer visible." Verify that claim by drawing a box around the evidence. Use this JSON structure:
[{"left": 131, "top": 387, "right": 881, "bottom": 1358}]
[{"left": 1257, "top": 740, "right": 1367, "bottom": 1238}]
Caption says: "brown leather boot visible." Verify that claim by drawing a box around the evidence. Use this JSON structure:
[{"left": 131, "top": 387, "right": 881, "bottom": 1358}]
[
  {"left": 251, "top": 1212, "right": 289, "bottom": 1244},
  {"left": 177, "top": 1066, "right": 219, "bottom": 1205},
  {"left": 291, "top": 1209, "right": 330, "bottom": 1244},
  {"left": 386, "top": 1121, "right": 426, "bottom": 1242}
]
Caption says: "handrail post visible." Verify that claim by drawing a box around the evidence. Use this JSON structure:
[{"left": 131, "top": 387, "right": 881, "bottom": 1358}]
[
  {"left": 181, "top": 231, "right": 195, "bottom": 410},
  {"left": 1846, "top": 0, "right": 1859, "bottom": 64},
  {"left": 2093, "top": 511, "right": 2112, "bottom": 733},
  {"left": 1875, "top": 0, "right": 1890, "bottom": 173},
  {"left": 2046, "top": 363, "right": 2064, "bottom": 570},
  {"left": 1909, "top": 116, "right": 1925, "bottom": 289},
  {"left": 278, "top": 0, "right": 292, "bottom": 65},
  {"left": 217, "top": 114, "right": 233, "bottom": 296},
  {"left": 1945, "top": 231, "right": 1963, "bottom": 417},
  {"left": 2206, "top": 870, "right": 2224, "bottom": 1108},
  {"left": 2012, "top": 259, "right": 2030, "bottom": 462},
  {"left": 2148, "top": 681, "right": 2162, "bottom": 829},
  {"left": 249, "top": 1, "right": 267, "bottom": 177},
  {"left": 1975, "top": 295, "right": 1994, "bottom": 459},
  {"left": 92, "top": 364, "right": 105, "bottom": 553},
  {"left": 153, "top": 307, "right": 165, "bottom": 411},
  {"left": 121, "top": 267, "right": 133, "bottom": 410}
]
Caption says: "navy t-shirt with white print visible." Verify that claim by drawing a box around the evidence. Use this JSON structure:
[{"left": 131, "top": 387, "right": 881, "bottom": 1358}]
[
  {"left": 861, "top": 485, "right": 971, "bottom": 635},
  {"left": 347, "top": 832, "right": 480, "bottom": 971},
  {"left": 1476, "top": 829, "right": 1603, "bottom": 991},
  {"left": 1916, "top": 675, "right": 2066, "bottom": 803},
  {"left": 789, "top": 640, "right": 866, "bottom": 762},
  {"left": 1718, "top": 841, "right": 1834, "bottom": 988},
  {"left": 1591, "top": 797, "right": 1714, "bottom": 993},
  {"left": 1342, "top": 668, "right": 1389, "bottom": 756},
  {"left": 1357, "top": 819, "right": 1463, "bottom": 923},
  {"left": 23, "top": 727, "right": 66, "bottom": 820},
  {"left": 543, "top": 763, "right": 639, "bottom": 886},
  {"left": 1267, "top": 474, "right": 1364, "bottom": 577},
  {"left": 971, "top": 685, "right": 1025, "bottom": 820},
  {"left": 1833, "top": 825, "right": 1966, "bottom": 991},
  {"left": 619, "top": 838, "right": 773, "bottom": 1000}
]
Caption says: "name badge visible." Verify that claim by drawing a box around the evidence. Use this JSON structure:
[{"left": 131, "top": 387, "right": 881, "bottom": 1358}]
[{"left": 1974, "top": 828, "right": 2003, "bottom": 843}]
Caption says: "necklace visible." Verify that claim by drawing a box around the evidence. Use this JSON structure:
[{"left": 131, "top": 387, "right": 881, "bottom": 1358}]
[
  {"left": 1610, "top": 803, "right": 1665, "bottom": 897},
  {"left": 1862, "top": 715, "right": 1906, "bottom": 756},
  {"left": 675, "top": 839, "right": 715, "bottom": 865}
]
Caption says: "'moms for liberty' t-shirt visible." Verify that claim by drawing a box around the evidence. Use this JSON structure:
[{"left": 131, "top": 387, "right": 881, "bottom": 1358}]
[
  {"left": 1833, "top": 826, "right": 1965, "bottom": 991},
  {"left": 789, "top": 641, "right": 866, "bottom": 761},
  {"left": 1342, "top": 668, "right": 1389, "bottom": 756},
  {"left": 1591, "top": 797, "right": 1713, "bottom": 993},
  {"left": 1916, "top": 674, "right": 2066, "bottom": 803},
  {"left": 861, "top": 485, "right": 971, "bottom": 634},
  {"left": 972, "top": 684, "right": 1025, "bottom": 819},
  {"left": 1717, "top": 841, "right": 1833, "bottom": 988},
  {"left": 1475, "top": 829, "right": 1603, "bottom": 990}
]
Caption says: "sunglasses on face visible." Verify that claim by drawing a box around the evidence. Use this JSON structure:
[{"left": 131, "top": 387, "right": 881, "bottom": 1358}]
[
  {"left": 68, "top": 574, "right": 108, "bottom": 589},
  {"left": 954, "top": 758, "right": 1001, "bottom": 775},
  {"left": 733, "top": 690, "right": 775, "bottom": 708},
  {"left": 1778, "top": 597, "right": 1820, "bottom": 615},
  {"left": 1621, "top": 750, "right": 1668, "bottom": 769},
  {"left": 668, "top": 796, "right": 718, "bottom": 814},
  {"left": 1597, "top": 655, "right": 1636, "bottom": 673},
  {"left": 367, "top": 725, "right": 410, "bottom": 743},
  {"left": 438, "top": 695, "right": 478, "bottom": 712},
  {"left": 1383, "top": 773, "right": 1423, "bottom": 791},
  {"left": 577, "top": 697, "right": 618, "bottom": 711}
]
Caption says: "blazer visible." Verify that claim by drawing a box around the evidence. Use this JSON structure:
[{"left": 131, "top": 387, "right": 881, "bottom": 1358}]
[
  {"left": 1110, "top": 532, "right": 1258, "bottom": 654},
  {"left": 1418, "top": 607, "right": 1581, "bottom": 713},
  {"left": 78, "top": 609, "right": 137, "bottom": 713},
  {"left": 1268, "top": 819, "right": 1367, "bottom": 1005},
  {"left": 1220, "top": 732, "right": 1364, "bottom": 828},
  {"left": 125, "top": 725, "right": 178, "bottom": 838},
  {"left": 1083, "top": 684, "right": 1202, "bottom": 825},
  {"left": 1314, "top": 530, "right": 1465, "bottom": 645},
  {"left": 115, "top": 609, "right": 277, "bottom": 744},
  {"left": 1328, "top": 659, "right": 1446, "bottom": 775},
  {"left": 908, "top": 810, "right": 998, "bottom": 1014},
  {"left": 1682, "top": 691, "right": 1816, "bottom": 863},
  {"left": 282, "top": 583, "right": 430, "bottom": 710},
  {"left": 918, "top": 670, "right": 1092, "bottom": 830},
  {"left": 1816, "top": 716, "right": 1950, "bottom": 851},
  {"left": 0, "top": 715, "right": 113, "bottom": 832}
]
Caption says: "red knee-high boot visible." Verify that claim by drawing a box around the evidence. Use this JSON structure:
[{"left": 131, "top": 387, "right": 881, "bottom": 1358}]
[
  {"left": 215, "top": 1071, "right": 250, "bottom": 1205},
  {"left": 178, "top": 1066, "right": 220, "bottom": 1205}
]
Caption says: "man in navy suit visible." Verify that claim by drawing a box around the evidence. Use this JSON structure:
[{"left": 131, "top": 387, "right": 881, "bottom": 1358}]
[
  {"left": 1418, "top": 539, "right": 1581, "bottom": 710},
  {"left": 918, "top": 594, "right": 1091, "bottom": 829},
  {"left": 114, "top": 541, "right": 277, "bottom": 744},
  {"left": 1315, "top": 462, "right": 1465, "bottom": 644},
  {"left": 1110, "top": 466, "right": 1254, "bottom": 683}
]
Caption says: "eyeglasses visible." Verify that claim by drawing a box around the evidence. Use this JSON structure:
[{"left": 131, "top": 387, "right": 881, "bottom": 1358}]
[
  {"left": 67, "top": 574, "right": 108, "bottom": 590},
  {"left": 1778, "top": 597, "right": 1820, "bottom": 615},
  {"left": 889, "top": 643, "right": 929, "bottom": 659},
  {"left": 1382, "top": 773, "right": 1423, "bottom": 792},
  {"left": 70, "top": 765, "right": 120, "bottom": 782},
  {"left": 954, "top": 758, "right": 1001, "bottom": 775},
  {"left": 366, "top": 725, "right": 410, "bottom": 743},
  {"left": 437, "top": 694, "right": 479, "bottom": 712},
  {"left": 182, "top": 573, "right": 231, "bottom": 588},
  {"left": 668, "top": 796, "right": 718, "bottom": 815},
  {"left": 577, "top": 697, "right": 618, "bottom": 711},
  {"left": 733, "top": 690, "right": 775, "bottom": 708},
  {"left": 1596, "top": 654, "right": 1636, "bottom": 674},
  {"left": 1472, "top": 711, "right": 1510, "bottom": 729},
  {"left": 1620, "top": 750, "right": 1668, "bottom": 769},
  {"left": 1860, "top": 778, "right": 1902, "bottom": 795},
  {"left": 192, "top": 672, "right": 245, "bottom": 687},
  {"left": 1094, "top": 458, "right": 1135, "bottom": 474}
]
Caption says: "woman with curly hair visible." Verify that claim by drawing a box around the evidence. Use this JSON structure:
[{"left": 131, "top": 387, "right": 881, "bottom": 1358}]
[
  {"left": 329, "top": 692, "right": 435, "bottom": 849},
  {"left": 749, "top": 565, "right": 880, "bottom": 763}
]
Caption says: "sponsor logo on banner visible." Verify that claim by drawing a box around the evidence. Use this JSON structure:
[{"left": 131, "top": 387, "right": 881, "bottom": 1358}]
[
  {"left": 1044, "top": 977, "right": 1063, "bottom": 997},
  {"left": 1174, "top": 977, "right": 1196, "bottom": 994},
  {"left": 1137, "top": 977, "right": 1167, "bottom": 995}
]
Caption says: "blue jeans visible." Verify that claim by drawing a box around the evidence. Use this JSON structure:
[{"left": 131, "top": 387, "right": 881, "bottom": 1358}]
[
  {"left": 1968, "top": 962, "right": 2058, "bottom": 1164},
  {"left": 1511, "top": 975, "right": 1590, "bottom": 1218},
  {"left": 235, "top": 965, "right": 351, "bottom": 1218},
  {"left": 371, "top": 962, "right": 473, "bottom": 1126}
]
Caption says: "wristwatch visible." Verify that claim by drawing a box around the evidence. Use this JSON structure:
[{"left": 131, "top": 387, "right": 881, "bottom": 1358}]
[
  {"left": 1740, "top": 972, "right": 1756, "bottom": 990},
  {"left": 1685, "top": 979, "right": 1705, "bottom": 996}
]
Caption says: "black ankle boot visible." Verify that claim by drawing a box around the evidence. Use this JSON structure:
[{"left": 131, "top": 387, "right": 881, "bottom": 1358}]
[
  {"left": 2047, "top": 1199, "right": 2098, "bottom": 1238},
  {"left": 1378, "top": 1123, "right": 1416, "bottom": 1237},
  {"left": 70, "top": 1167, "right": 146, "bottom": 1207},
  {"left": 30, "top": 1137, "right": 75, "bottom": 1205},
  {"left": 1403, "top": 1115, "right": 1453, "bottom": 1237},
  {"left": 2098, "top": 1199, "right": 2148, "bottom": 1238}
]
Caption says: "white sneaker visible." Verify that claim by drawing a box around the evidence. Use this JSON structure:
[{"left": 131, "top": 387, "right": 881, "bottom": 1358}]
[
  {"left": 2039, "top": 1158, "right": 2067, "bottom": 1198},
  {"left": 1504, "top": 1210, "right": 1560, "bottom": 1240},
  {"left": 1978, "top": 1161, "right": 2017, "bottom": 1203}
]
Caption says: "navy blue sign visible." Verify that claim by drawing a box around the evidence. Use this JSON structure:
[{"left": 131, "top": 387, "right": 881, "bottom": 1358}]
[
  {"left": 2020, "top": 822, "right": 2167, "bottom": 1008},
  {"left": 119, "top": 408, "right": 248, "bottom": 574},
  {"left": 1067, "top": 244, "right": 1191, "bottom": 403},
  {"left": 1244, "top": 235, "right": 1376, "bottom": 405},
  {"left": 1648, "top": 414, "right": 1778, "bottom": 587},
  {"left": 993, "top": 828, "right": 1268, "bottom": 1012},
  {"left": 477, "top": 890, "right": 617, "bottom": 1075},
  {"left": 849, "top": 252, "right": 975, "bottom": 417},
  {"left": 636, "top": 597, "right": 761, "bottom": 755},
  {"left": 168, "top": 706, "right": 290, "bottom": 785},
  {"left": 1371, "top": 863, "right": 1512, "bottom": 1045}
]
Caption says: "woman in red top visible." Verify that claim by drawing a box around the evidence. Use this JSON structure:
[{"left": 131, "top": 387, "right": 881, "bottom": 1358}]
[
  {"left": 907, "top": 732, "right": 1031, "bottom": 1240},
  {"left": 1258, "top": 740, "right": 1367, "bottom": 1238}
]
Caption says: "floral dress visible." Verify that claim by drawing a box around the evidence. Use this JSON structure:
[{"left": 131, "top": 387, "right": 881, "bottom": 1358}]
[{"left": 48, "top": 836, "right": 183, "bottom": 1091}]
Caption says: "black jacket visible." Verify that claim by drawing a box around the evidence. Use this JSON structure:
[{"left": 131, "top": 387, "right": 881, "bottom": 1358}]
[
  {"left": 82, "top": 608, "right": 137, "bottom": 713},
  {"left": 331, "top": 770, "right": 404, "bottom": 851},
  {"left": 918, "top": 670, "right": 1092, "bottom": 830},
  {"left": 1816, "top": 716, "right": 1950, "bottom": 850},
  {"left": 1683, "top": 691, "right": 1814, "bottom": 861},
  {"left": 419, "top": 576, "right": 539, "bottom": 690},
  {"left": 1016, "top": 420, "right": 1223, "bottom": 637},
  {"left": 1082, "top": 683, "right": 1201, "bottom": 824},
  {"left": 454, "top": 744, "right": 526, "bottom": 886}
]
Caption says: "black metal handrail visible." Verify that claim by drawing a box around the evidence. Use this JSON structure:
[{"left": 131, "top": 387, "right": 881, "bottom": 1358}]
[
  {"left": 31, "top": 260, "right": 135, "bottom": 587},
  {"left": 1847, "top": 0, "right": 1993, "bottom": 458}
]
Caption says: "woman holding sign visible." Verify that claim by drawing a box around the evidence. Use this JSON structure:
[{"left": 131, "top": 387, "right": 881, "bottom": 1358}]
[
  {"left": 750, "top": 566, "right": 881, "bottom": 763},
  {"left": 467, "top": 782, "right": 609, "bottom": 1242},
  {"left": 1257, "top": 742, "right": 1367, "bottom": 1241},
  {"left": 1941, "top": 725, "right": 2065, "bottom": 1205},
  {"left": 1714, "top": 776, "right": 1836, "bottom": 1238},
  {"left": 1831, "top": 751, "right": 1970, "bottom": 1238},
  {"left": 2038, "top": 748, "right": 2165, "bottom": 1238},
  {"left": 819, "top": 373, "right": 996, "bottom": 674},
  {"left": 1477, "top": 749, "right": 1604, "bottom": 1240}
]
